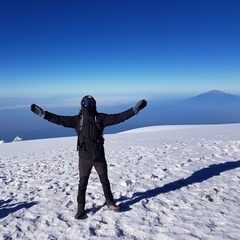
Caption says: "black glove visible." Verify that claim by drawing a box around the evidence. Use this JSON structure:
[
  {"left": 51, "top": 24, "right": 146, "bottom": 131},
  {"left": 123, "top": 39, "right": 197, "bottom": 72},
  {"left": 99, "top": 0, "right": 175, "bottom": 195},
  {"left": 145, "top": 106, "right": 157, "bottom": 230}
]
[
  {"left": 31, "top": 104, "right": 45, "bottom": 118},
  {"left": 133, "top": 99, "right": 147, "bottom": 114}
]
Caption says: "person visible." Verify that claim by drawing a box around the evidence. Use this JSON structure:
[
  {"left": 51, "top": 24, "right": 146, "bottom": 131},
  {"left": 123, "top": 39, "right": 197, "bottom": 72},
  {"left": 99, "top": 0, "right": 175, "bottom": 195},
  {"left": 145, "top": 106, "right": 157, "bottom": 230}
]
[{"left": 30, "top": 95, "right": 147, "bottom": 219}]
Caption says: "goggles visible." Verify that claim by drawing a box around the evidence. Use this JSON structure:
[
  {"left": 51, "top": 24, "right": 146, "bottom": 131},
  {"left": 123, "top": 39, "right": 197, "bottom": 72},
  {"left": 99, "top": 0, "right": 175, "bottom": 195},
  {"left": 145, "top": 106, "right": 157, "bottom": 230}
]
[{"left": 83, "top": 99, "right": 95, "bottom": 107}]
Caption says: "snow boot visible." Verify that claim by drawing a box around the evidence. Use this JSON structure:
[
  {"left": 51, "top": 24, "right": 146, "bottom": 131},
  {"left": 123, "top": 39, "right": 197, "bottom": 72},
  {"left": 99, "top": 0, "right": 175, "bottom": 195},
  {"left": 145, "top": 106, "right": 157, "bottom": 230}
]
[
  {"left": 107, "top": 202, "right": 120, "bottom": 212},
  {"left": 74, "top": 204, "right": 85, "bottom": 219}
]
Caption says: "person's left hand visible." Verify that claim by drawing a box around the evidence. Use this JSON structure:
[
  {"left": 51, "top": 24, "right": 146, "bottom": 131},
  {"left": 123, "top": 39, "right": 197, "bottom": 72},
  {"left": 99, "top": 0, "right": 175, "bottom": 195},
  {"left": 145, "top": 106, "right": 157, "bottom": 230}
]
[{"left": 133, "top": 99, "right": 147, "bottom": 114}]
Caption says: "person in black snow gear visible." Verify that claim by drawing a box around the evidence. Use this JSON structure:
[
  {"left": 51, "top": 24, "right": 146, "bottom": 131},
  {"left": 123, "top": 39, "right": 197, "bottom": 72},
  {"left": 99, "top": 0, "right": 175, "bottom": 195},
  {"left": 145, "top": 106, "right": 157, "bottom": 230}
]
[{"left": 30, "top": 95, "right": 147, "bottom": 219}]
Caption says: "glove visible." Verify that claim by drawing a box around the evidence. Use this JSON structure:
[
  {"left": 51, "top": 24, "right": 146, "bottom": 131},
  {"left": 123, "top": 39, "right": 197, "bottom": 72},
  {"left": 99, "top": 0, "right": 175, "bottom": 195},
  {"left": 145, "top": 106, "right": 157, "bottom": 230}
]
[
  {"left": 132, "top": 99, "right": 147, "bottom": 114},
  {"left": 31, "top": 104, "right": 45, "bottom": 118}
]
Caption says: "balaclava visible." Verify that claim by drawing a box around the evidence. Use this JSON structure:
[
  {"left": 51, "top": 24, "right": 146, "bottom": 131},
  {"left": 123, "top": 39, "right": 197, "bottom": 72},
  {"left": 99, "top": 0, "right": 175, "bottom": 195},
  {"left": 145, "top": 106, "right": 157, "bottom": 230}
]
[{"left": 80, "top": 95, "right": 97, "bottom": 116}]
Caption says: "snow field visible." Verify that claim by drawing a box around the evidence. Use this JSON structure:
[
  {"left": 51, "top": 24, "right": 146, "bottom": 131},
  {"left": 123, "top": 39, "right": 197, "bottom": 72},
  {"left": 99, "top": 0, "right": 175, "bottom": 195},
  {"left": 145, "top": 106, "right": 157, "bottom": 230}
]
[{"left": 1, "top": 124, "right": 240, "bottom": 239}]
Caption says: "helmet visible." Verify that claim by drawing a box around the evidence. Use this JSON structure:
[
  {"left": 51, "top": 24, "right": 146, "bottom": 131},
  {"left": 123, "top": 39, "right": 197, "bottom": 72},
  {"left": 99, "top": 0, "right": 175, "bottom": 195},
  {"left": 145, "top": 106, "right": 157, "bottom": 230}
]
[{"left": 81, "top": 95, "right": 96, "bottom": 109}]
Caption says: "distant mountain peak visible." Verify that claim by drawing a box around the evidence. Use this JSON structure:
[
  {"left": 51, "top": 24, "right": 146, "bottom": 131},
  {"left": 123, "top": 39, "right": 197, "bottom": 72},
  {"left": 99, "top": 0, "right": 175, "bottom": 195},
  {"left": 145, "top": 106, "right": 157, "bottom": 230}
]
[
  {"left": 206, "top": 90, "right": 226, "bottom": 95},
  {"left": 184, "top": 90, "right": 240, "bottom": 104},
  {"left": 199, "top": 90, "right": 232, "bottom": 97}
]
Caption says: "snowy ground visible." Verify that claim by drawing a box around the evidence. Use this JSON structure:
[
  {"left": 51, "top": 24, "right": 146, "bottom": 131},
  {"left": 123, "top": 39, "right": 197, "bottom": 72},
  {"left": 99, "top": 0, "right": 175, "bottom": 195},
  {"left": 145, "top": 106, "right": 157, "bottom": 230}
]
[{"left": 1, "top": 124, "right": 240, "bottom": 240}]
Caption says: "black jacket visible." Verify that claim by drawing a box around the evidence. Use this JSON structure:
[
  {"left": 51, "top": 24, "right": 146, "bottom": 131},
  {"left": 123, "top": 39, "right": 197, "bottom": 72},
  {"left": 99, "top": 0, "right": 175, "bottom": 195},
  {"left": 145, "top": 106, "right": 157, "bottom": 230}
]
[{"left": 43, "top": 108, "right": 135, "bottom": 161}]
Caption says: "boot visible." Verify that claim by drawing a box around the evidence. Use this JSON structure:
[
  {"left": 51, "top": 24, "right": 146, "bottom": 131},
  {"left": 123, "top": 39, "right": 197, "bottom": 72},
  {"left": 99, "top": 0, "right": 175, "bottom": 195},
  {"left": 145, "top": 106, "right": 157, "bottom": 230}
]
[
  {"left": 74, "top": 204, "right": 85, "bottom": 219},
  {"left": 107, "top": 202, "right": 120, "bottom": 212}
]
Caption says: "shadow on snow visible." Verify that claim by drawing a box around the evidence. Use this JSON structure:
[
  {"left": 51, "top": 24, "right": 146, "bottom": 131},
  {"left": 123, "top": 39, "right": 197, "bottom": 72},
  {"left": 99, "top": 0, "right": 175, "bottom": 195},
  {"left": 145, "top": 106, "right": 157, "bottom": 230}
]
[
  {"left": 0, "top": 199, "right": 38, "bottom": 219},
  {"left": 120, "top": 160, "right": 240, "bottom": 211}
]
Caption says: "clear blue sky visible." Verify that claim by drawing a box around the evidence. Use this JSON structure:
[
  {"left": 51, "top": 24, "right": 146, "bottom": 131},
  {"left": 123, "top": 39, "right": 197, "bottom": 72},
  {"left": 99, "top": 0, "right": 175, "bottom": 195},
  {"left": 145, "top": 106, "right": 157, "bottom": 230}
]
[{"left": 1, "top": 0, "right": 240, "bottom": 107}]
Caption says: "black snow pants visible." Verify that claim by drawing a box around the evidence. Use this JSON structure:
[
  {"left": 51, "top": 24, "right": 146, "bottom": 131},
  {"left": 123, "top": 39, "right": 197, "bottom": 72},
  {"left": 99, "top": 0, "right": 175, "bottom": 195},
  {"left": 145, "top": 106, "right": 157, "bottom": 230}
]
[{"left": 77, "top": 158, "right": 114, "bottom": 205}]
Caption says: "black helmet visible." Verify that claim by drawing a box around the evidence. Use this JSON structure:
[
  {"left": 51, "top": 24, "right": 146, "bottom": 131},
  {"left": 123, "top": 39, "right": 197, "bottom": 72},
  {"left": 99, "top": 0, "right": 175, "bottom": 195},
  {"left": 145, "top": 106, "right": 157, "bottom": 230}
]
[{"left": 81, "top": 95, "right": 96, "bottom": 109}]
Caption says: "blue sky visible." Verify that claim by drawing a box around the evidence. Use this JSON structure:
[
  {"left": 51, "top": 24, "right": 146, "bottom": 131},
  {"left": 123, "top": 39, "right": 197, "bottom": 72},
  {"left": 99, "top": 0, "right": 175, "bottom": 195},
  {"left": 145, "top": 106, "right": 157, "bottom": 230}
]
[{"left": 1, "top": 0, "right": 240, "bottom": 108}]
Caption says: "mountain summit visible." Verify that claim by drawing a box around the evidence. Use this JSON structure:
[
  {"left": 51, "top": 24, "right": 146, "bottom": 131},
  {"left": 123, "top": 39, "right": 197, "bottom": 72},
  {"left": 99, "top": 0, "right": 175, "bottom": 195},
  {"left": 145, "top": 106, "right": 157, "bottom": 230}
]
[
  {"left": 151, "top": 90, "right": 240, "bottom": 125},
  {"left": 183, "top": 90, "right": 240, "bottom": 105}
]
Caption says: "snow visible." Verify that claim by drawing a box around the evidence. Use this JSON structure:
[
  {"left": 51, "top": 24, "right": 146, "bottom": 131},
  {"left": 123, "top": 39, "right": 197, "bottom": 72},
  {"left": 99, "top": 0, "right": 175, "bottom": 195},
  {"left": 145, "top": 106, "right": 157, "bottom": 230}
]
[
  {"left": 12, "top": 136, "right": 23, "bottom": 142},
  {"left": 1, "top": 124, "right": 240, "bottom": 240},
  {"left": 1, "top": 136, "right": 22, "bottom": 144}
]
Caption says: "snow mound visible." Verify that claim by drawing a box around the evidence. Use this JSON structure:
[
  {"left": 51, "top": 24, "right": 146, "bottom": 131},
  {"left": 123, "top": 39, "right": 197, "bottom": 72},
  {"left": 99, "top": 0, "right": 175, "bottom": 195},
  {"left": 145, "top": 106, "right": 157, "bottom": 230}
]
[{"left": 12, "top": 136, "right": 23, "bottom": 142}]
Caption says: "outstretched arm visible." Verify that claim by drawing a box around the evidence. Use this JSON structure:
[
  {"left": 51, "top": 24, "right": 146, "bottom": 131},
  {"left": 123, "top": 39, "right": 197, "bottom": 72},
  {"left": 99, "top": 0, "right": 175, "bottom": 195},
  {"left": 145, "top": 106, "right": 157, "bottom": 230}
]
[
  {"left": 101, "top": 99, "right": 147, "bottom": 127},
  {"left": 30, "top": 103, "right": 78, "bottom": 129}
]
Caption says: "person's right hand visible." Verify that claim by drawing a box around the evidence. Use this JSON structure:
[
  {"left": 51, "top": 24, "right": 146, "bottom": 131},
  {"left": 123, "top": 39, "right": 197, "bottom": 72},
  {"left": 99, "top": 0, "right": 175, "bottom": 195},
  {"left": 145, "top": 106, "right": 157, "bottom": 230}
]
[{"left": 31, "top": 104, "right": 45, "bottom": 118}]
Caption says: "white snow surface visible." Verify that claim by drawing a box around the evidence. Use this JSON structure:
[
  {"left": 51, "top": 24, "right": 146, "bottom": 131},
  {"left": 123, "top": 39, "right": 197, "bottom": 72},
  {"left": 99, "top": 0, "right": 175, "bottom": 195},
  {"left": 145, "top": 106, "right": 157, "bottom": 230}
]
[
  {"left": 12, "top": 136, "right": 23, "bottom": 142},
  {"left": 1, "top": 124, "right": 240, "bottom": 240}
]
